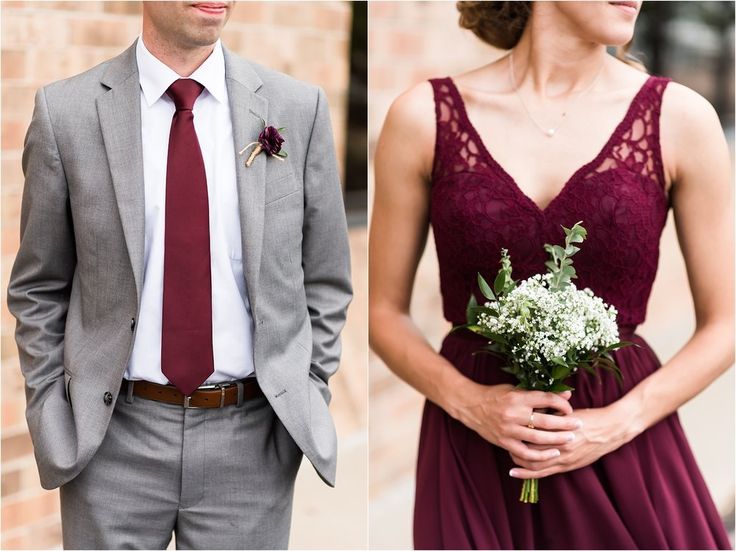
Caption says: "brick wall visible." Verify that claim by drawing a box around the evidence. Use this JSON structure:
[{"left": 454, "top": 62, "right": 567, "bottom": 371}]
[
  {"left": 368, "top": 1, "right": 498, "bottom": 157},
  {"left": 1, "top": 2, "right": 353, "bottom": 548}
]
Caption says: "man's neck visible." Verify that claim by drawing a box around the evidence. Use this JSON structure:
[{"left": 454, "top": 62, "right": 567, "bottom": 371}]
[{"left": 141, "top": 29, "right": 214, "bottom": 77}]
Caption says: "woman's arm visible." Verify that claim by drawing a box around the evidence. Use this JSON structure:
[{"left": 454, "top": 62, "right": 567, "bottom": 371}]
[
  {"left": 616, "top": 82, "right": 734, "bottom": 433},
  {"left": 509, "top": 82, "right": 734, "bottom": 479},
  {"left": 370, "top": 83, "right": 580, "bottom": 464}
]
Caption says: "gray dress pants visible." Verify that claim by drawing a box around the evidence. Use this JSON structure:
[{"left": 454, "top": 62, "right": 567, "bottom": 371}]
[{"left": 59, "top": 383, "right": 303, "bottom": 549}]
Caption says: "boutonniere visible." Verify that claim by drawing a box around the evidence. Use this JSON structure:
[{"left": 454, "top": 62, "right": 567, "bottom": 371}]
[{"left": 238, "top": 119, "right": 287, "bottom": 167}]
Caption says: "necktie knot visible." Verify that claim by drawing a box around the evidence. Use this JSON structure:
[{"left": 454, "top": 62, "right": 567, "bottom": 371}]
[{"left": 166, "top": 78, "right": 204, "bottom": 111}]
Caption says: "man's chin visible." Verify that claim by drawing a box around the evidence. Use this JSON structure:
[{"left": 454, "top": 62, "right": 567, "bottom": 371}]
[{"left": 182, "top": 30, "right": 224, "bottom": 49}]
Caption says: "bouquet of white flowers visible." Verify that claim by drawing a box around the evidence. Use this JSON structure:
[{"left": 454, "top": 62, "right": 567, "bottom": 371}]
[{"left": 456, "top": 222, "right": 632, "bottom": 503}]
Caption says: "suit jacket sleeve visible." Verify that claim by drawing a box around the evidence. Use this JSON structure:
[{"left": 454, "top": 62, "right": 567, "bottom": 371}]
[
  {"left": 301, "top": 86, "right": 353, "bottom": 405},
  {"left": 7, "top": 86, "right": 76, "bottom": 414}
]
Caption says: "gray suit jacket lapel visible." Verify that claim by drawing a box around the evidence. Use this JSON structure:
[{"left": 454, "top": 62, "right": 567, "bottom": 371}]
[
  {"left": 95, "top": 41, "right": 268, "bottom": 311},
  {"left": 97, "top": 41, "right": 145, "bottom": 303},
  {"left": 223, "top": 46, "right": 268, "bottom": 313}
]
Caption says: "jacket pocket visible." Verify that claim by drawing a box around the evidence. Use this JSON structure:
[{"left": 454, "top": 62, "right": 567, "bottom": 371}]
[{"left": 265, "top": 171, "right": 299, "bottom": 205}]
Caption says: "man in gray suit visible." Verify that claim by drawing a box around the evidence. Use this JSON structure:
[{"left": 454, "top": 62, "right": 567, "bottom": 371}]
[{"left": 6, "top": 2, "right": 352, "bottom": 548}]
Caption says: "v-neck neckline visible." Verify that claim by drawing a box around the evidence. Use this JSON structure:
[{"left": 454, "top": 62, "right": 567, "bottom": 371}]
[{"left": 446, "top": 74, "right": 655, "bottom": 215}]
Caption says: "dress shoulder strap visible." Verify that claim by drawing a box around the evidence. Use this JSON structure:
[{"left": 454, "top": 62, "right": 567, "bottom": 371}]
[
  {"left": 428, "top": 77, "right": 478, "bottom": 182},
  {"left": 586, "top": 74, "right": 673, "bottom": 192}
]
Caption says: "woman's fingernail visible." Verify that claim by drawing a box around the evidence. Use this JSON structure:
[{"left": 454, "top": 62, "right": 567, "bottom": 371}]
[
  {"left": 551, "top": 449, "right": 561, "bottom": 457},
  {"left": 567, "top": 432, "right": 576, "bottom": 442},
  {"left": 509, "top": 469, "right": 518, "bottom": 477},
  {"left": 575, "top": 420, "right": 583, "bottom": 429}
]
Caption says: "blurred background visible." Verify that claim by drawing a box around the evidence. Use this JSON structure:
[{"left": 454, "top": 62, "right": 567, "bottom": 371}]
[
  {"left": 0, "top": 1, "right": 367, "bottom": 548},
  {"left": 368, "top": 1, "right": 735, "bottom": 548}
]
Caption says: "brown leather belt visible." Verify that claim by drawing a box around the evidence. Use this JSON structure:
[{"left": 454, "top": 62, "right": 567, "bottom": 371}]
[{"left": 120, "top": 378, "right": 263, "bottom": 408}]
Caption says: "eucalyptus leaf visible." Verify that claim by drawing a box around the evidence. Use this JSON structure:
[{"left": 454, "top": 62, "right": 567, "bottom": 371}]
[
  {"left": 493, "top": 272, "right": 508, "bottom": 296},
  {"left": 484, "top": 331, "right": 509, "bottom": 345},
  {"left": 569, "top": 232, "right": 585, "bottom": 244},
  {"left": 466, "top": 294, "right": 478, "bottom": 323},
  {"left": 478, "top": 273, "right": 495, "bottom": 301},
  {"left": 604, "top": 341, "right": 637, "bottom": 351},
  {"left": 596, "top": 356, "right": 616, "bottom": 369},
  {"left": 551, "top": 363, "right": 569, "bottom": 380},
  {"left": 582, "top": 364, "right": 597, "bottom": 376}
]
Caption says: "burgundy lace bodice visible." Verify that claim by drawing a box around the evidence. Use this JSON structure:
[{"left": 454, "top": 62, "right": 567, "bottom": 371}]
[{"left": 429, "top": 75, "right": 672, "bottom": 334}]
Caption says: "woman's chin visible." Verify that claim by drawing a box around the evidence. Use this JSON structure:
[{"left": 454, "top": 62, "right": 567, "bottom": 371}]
[{"left": 601, "top": 29, "right": 636, "bottom": 48}]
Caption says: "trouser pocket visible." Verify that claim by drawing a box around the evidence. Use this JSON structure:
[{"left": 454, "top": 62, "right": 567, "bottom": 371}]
[{"left": 63, "top": 371, "right": 72, "bottom": 410}]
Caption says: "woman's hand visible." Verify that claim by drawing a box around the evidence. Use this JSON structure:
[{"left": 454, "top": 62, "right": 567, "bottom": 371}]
[
  {"left": 450, "top": 381, "right": 583, "bottom": 463},
  {"left": 507, "top": 403, "right": 632, "bottom": 479}
]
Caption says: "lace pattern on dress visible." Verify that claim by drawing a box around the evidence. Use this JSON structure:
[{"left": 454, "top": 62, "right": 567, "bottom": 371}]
[
  {"left": 427, "top": 75, "right": 673, "bottom": 328},
  {"left": 431, "top": 75, "right": 670, "bottom": 193}
]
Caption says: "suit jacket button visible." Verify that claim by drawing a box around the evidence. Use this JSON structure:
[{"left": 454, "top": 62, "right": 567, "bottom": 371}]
[
  {"left": 104, "top": 392, "right": 113, "bottom": 405},
  {"left": 130, "top": 317, "right": 136, "bottom": 332}
]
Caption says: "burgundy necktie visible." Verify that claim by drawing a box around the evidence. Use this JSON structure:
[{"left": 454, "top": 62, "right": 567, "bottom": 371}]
[{"left": 161, "top": 78, "right": 214, "bottom": 396}]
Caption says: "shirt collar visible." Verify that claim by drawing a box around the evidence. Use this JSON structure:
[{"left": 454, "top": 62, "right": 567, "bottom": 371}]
[{"left": 136, "top": 35, "right": 228, "bottom": 107}]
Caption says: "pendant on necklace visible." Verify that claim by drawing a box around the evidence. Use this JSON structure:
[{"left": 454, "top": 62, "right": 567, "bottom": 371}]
[{"left": 546, "top": 128, "right": 556, "bottom": 137}]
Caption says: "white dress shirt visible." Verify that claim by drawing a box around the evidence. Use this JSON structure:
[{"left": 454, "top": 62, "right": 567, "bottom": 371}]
[{"left": 125, "top": 36, "right": 255, "bottom": 384}]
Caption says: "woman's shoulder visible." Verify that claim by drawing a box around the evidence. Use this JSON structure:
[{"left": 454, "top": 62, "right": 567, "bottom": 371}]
[
  {"left": 377, "top": 81, "right": 438, "bottom": 178},
  {"left": 660, "top": 77, "right": 723, "bottom": 152},
  {"left": 382, "top": 81, "right": 437, "bottom": 146},
  {"left": 660, "top": 78, "right": 719, "bottom": 127},
  {"left": 659, "top": 77, "right": 724, "bottom": 183},
  {"left": 387, "top": 81, "right": 436, "bottom": 123}
]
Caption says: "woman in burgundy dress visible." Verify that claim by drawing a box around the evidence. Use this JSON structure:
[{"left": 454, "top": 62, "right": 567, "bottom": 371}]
[{"left": 369, "top": 2, "right": 733, "bottom": 549}]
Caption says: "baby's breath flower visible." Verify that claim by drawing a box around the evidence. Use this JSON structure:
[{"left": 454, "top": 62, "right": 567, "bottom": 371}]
[{"left": 477, "top": 274, "right": 619, "bottom": 366}]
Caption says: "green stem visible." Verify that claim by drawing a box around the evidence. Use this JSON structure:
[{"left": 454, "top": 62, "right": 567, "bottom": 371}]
[{"left": 520, "top": 479, "right": 539, "bottom": 503}]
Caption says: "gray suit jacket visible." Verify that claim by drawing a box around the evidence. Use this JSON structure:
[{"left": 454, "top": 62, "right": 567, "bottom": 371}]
[{"left": 7, "top": 39, "right": 352, "bottom": 490}]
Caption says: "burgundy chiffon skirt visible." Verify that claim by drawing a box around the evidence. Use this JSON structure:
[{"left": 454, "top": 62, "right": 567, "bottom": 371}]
[{"left": 413, "top": 330, "right": 732, "bottom": 549}]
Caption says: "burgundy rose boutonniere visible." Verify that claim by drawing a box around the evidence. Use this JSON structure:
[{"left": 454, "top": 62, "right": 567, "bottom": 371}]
[{"left": 239, "top": 119, "right": 287, "bottom": 167}]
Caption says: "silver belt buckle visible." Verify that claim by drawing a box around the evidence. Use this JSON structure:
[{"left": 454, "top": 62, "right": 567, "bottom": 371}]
[
  {"left": 183, "top": 394, "right": 202, "bottom": 409},
  {"left": 183, "top": 383, "right": 229, "bottom": 409}
]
